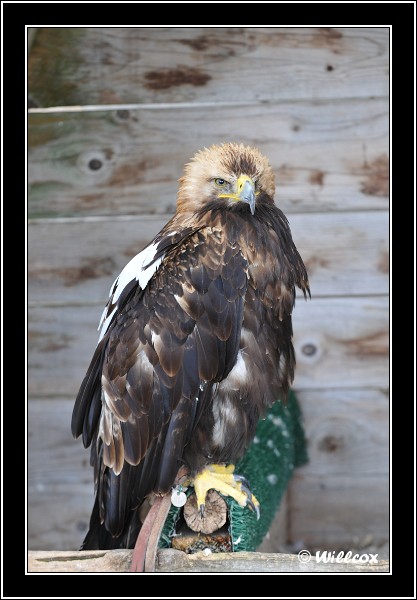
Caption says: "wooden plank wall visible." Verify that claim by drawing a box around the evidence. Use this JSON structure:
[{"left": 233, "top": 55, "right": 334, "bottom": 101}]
[{"left": 28, "top": 27, "right": 389, "bottom": 553}]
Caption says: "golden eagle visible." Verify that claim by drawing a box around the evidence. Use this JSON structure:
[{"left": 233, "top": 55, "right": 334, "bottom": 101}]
[{"left": 72, "top": 142, "right": 310, "bottom": 550}]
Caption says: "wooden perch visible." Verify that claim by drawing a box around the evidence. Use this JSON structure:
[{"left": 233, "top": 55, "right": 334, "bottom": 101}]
[
  {"left": 183, "top": 490, "right": 227, "bottom": 534},
  {"left": 28, "top": 549, "right": 389, "bottom": 573}
]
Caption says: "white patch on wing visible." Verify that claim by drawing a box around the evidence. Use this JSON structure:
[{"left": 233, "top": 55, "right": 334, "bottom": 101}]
[
  {"left": 113, "top": 243, "right": 162, "bottom": 304},
  {"left": 137, "top": 247, "right": 164, "bottom": 290},
  {"left": 98, "top": 306, "right": 117, "bottom": 342},
  {"left": 96, "top": 234, "right": 177, "bottom": 341}
]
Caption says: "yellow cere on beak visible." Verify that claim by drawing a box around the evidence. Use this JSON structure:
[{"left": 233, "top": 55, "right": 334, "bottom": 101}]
[{"left": 218, "top": 175, "right": 256, "bottom": 215}]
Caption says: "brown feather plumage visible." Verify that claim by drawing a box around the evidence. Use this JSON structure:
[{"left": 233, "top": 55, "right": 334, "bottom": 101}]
[{"left": 72, "top": 142, "right": 309, "bottom": 549}]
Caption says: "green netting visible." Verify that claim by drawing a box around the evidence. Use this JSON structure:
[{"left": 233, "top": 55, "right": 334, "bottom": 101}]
[{"left": 159, "top": 390, "right": 307, "bottom": 551}]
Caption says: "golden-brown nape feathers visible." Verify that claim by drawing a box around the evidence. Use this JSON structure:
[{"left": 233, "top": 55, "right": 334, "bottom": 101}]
[{"left": 177, "top": 142, "right": 276, "bottom": 214}]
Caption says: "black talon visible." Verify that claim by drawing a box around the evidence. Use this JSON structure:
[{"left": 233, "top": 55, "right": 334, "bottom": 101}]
[
  {"left": 240, "top": 483, "right": 253, "bottom": 502},
  {"left": 234, "top": 474, "right": 254, "bottom": 501},
  {"left": 247, "top": 499, "right": 261, "bottom": 520},
  {"left": 233, "top": 474, "right": 251, "bottom": 488}
]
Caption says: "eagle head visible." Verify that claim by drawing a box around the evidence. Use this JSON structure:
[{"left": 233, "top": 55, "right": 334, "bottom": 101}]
[{"left": 177, "top": 142, "right": 276, "bottom": 215}]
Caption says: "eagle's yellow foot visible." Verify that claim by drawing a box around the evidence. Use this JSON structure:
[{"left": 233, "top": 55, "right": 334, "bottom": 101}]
[{"left": 193, "top": 463, "right": 260, "bottom": 520}]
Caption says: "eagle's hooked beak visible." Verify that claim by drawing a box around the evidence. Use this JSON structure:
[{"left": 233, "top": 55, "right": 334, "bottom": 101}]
[
  {"left": 237, "top": 175, "right": 256, "bottom": 215},
  {"left": 218, "top": 174, "right": 257, "bottom": 214}
]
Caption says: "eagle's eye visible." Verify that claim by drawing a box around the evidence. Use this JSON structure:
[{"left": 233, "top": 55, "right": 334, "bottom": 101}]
[{"left": 214, "top": 178, "right": 229, "bottom": 187}]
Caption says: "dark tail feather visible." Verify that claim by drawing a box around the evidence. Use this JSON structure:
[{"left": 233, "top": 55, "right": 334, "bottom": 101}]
[
  {"left": 81, "top": 496, "right": 143, "bottom": 550},
  {"left": 71, "top": 338, "right": 106, "bottom": 447}
]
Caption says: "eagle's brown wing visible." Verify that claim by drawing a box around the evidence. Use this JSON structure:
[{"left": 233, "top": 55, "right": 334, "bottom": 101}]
[{"left": 71, "top": 224, "right": 248, "bottom": 543}]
